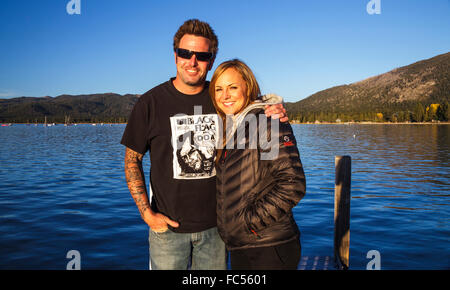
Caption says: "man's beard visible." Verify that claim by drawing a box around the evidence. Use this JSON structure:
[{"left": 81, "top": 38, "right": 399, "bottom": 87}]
[{"left": 180, "top": 74, "right": 207, "bottom": 87}]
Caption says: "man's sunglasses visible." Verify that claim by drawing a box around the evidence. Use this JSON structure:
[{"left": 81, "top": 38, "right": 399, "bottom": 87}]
[{"left": 176, "top": 48, "right": 214, "bottom": 62}]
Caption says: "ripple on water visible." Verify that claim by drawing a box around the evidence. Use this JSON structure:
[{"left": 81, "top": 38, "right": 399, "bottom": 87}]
[{"left": 0, "top": 124, "right": 449, "bottom": 269}]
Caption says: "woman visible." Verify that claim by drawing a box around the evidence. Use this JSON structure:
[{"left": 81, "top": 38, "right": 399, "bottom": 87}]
[{"left": 209, "top": 59, "right": 306, "bottom": 270}]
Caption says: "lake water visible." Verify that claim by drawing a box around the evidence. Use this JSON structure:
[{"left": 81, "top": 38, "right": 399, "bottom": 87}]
[{"left": 0, "top": 124, "right": 448, "bottom": 269}]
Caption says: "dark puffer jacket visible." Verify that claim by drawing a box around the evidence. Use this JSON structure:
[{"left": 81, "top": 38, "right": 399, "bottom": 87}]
[{"left": 216, "top": 98, "right": 306, "bottom": 251}]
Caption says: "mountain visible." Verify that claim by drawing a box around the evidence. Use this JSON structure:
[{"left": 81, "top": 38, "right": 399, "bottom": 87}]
[
  {"left": 1, "top": 52, "right": 449, "bottom": 123},
  {"left": 0, "top": 93, "right": 139, "bottom": 123},
  {"left": 286, "top": 52, "right": 450, "bottom": 122}
]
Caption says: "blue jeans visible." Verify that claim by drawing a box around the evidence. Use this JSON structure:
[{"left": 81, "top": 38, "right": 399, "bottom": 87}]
[{"left": 148, "top": 226, "right": 227, "bottom": 270}]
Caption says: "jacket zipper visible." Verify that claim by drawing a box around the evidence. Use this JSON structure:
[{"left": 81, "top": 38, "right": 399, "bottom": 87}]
[
  {"left": 221, "top": 150, "right": 227, "bottom": 164},
  {"left": 250, "top": 228, "right": 262, "bottom": 239},
  {"left": 220, "top": 150, "right": 228, "bottom": 243}
]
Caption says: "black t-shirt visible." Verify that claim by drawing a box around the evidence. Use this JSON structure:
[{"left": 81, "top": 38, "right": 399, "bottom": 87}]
[{"left": 121, "top": 78, "right": 218, "bottom": 233}]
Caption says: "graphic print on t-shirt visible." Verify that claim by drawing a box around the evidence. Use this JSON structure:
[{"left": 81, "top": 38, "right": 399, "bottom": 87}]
[{"left": 170, "top": 114, "right": 218, "bottom": 179}]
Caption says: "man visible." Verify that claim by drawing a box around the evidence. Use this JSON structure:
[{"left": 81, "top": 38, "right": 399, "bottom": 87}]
[{"left": 121, "top": 19, "right": 287, "bottom": 270}]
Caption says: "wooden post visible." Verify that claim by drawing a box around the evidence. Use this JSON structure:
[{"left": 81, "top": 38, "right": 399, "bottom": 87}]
[{"left": 334, "top": 155, "right": 351, "bottom": 270}]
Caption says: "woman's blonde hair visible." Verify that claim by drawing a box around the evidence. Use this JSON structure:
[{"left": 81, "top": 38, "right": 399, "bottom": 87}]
[
  {"left": 209, "top": 59, "right": 261, "bottom": 119},
  {"left": 209, "top": 59, "right": 261, "bottom": 163}
]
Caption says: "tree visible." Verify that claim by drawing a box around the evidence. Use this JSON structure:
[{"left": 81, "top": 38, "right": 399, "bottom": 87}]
[
  {"left": 413, "top": 103, "right": 425, "bottom": 122},
  {"left": 436, "top": 101, "right": 449, "bottom": 121},
  {"left": 376, "top": 113, "right": 384, "bottom": 122},
  {"left": 427, "top": 103, "right": 440, "bottom": 121}
]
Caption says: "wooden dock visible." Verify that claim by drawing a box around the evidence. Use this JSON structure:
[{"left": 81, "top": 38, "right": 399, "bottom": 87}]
[
  {"left": 298, "top": 256, "right": 333, "bottom": 270},
  {"left": 334, "top": 155, "right": 351, "bottom": 270},
  {"left": 298, "top": 156, "right": 351, "bottom": 270}
]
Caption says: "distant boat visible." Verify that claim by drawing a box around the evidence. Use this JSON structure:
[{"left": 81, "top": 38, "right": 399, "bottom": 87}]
[
  {"left": 1, "top": 123, "right": 12, "bottom": 127},
  {"left": 64, "top": 115, "right": 73, "bottom": 126}
]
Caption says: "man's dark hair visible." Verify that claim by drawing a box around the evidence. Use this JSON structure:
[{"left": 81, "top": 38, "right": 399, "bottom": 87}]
[{"left": 173, "top": 19, "right": 219, "bottom": 56}]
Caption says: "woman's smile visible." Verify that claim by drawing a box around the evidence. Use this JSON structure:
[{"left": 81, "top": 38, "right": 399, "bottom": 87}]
[{"left": 214, "top": 68, "right": 247, "bottom": 115}]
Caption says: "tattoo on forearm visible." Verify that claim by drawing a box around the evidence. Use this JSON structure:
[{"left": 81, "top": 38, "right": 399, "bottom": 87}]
[{"left": 124, "top": 148, "right": 150, "bottom": 218}]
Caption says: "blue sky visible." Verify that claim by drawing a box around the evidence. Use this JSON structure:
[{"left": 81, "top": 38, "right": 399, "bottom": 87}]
[{"left": 0, "top": 0, "right": 449, "bottom": 102}]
